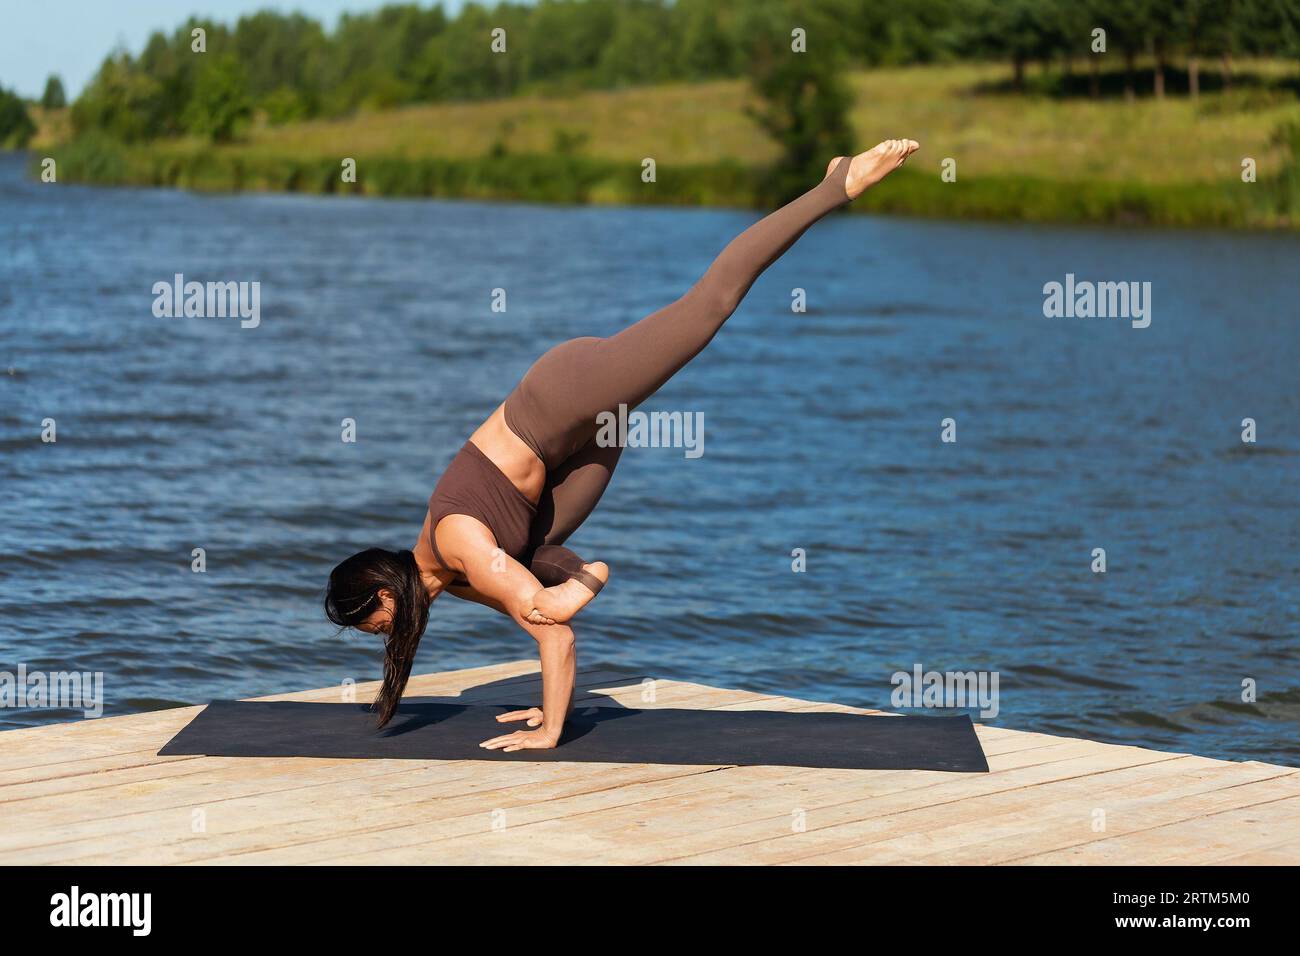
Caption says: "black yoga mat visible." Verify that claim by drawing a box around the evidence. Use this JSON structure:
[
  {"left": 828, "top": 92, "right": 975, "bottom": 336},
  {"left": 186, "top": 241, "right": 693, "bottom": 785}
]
[{"left": 159, "top": 697, "right": 989, "bottom": 772}]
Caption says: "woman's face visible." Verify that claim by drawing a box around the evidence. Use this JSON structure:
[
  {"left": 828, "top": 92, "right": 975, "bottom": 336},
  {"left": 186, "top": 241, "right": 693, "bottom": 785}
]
[{"left": 355, "top": 589, "right": 396, "bottom": 635}]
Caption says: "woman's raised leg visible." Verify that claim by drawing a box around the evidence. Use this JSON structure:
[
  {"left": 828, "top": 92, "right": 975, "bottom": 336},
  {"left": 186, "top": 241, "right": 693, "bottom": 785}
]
[{"left": 505, "top": 141, "right": 918, "bottom": 469}]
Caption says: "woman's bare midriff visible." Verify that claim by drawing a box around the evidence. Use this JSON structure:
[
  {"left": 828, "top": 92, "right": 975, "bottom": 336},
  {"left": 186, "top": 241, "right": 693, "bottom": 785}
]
[
  {"left": 416, "top": 405, "right": 544, "bottom": 579},
  {"left": 467, "top": 403, "right": 548, "bottom": 503}
]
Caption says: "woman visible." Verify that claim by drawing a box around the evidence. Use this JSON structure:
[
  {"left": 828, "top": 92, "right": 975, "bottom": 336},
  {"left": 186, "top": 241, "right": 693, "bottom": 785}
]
[{"left": 325, "top": 139, "right": 919, "bottom": 751}]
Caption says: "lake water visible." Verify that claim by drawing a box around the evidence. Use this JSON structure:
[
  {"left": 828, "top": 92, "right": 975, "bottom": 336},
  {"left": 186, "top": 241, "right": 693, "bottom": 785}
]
[{"left": 1, "top": 151, "right": 1297, "bottom": 765}]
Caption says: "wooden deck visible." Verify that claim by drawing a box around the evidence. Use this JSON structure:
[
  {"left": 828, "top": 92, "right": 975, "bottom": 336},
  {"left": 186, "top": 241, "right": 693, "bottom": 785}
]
[{"left": 3, "top": 661, "right": 1298, "bottom": 865}]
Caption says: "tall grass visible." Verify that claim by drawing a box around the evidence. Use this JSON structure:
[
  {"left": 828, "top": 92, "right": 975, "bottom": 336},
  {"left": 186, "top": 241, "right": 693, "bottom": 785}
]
[{"left": 43, "top": 139, "right": 1289, "bottom": 226}]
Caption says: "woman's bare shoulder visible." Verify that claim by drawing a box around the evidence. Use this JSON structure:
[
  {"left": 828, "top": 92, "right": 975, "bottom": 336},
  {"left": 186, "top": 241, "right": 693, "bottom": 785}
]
[{"left": 430, "top": 513, "right": 498, "bottom": 559}]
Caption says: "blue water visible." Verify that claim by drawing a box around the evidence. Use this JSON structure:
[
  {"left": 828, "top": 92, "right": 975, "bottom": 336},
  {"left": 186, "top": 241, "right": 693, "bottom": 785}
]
[{"left": 1, "top": 152, "right": 1297, "bottom": 764}]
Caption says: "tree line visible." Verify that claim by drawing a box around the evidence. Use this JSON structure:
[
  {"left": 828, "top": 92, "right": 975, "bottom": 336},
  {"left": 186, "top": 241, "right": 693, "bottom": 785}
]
[{"left": 4, "top": 0, "right": 1300, "bottom": 149}]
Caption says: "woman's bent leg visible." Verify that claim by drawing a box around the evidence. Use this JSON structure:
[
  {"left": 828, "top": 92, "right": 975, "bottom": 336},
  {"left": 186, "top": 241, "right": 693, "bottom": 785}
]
[
  {"left": 524, "top": 438, "right": 622, "bottom": 594},
  {"left": 531, "top": 439, "right": 624, "bottom": 549},
  {"left": 529, "top": 545, "right": 604, "bottom": 595}
]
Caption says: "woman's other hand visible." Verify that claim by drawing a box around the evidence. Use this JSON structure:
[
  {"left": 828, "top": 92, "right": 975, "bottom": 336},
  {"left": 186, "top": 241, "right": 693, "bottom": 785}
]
[
  {"left": 479, "top": 727, "right": 560, "bottom": 751},
  {"left": 494, "top": 707, "right": 544, "bottom": 727}
]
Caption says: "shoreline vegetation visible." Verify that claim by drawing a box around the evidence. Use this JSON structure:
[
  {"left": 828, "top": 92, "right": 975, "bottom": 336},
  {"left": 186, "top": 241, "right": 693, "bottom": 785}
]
[
  {"left": 27, "top": 61, "right": 1300, "bottom": 228},
  {"left": 38, "top": 135, "right": 1263, "bottom": 228}
]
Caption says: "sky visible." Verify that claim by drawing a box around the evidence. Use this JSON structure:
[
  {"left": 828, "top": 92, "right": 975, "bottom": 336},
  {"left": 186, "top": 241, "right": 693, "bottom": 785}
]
[{"left": 0, "top": 1, "right": 470, "bottom": 100}]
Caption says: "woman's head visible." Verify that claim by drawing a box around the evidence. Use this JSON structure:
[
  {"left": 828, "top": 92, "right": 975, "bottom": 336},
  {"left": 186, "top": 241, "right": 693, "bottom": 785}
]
[{"left": 324, "top": 547, "right": 430, "bottom": 727}]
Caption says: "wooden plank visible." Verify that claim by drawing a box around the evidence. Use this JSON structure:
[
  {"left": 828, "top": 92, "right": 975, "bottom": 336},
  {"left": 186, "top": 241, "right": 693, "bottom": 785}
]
[
  {"left": 1211, "top": 837, "right": 1300, "bottom": 865},
  {"left": 0, "top": 672, "right": 798, "bottom": 863},
  {"left": 431, "top": 746, "right": 1188, "bottom": 866},
  {"left": 1010, "top": 791, "right": 1300, "bottom": 865},
  {"left": 202, "top": 741, "right": 1179, "bottom": 866},
  {"left": 8, "top": 763, "right": 729, "bottom": 866},
  {"left": 764, "top": 766, "right": 1299, "bottom": 866},
  {"left": 1, "top": 663, "right": 1295, "bottom": 866},
  {"left": 12, "top": 734, "right": 1135, "bottom": 864}
]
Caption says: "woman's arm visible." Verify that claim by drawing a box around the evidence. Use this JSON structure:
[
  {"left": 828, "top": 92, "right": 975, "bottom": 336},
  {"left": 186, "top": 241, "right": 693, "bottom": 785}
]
[
  {"left": 481, "top": 618, "right": 576, "bottom": 751},
  {"left": 443, "top": 582, "right": 509, "bottom": 615},
  {"left": 435, "top": 515, "right": 575, "bottom": 749},
  {"left": 446, "top": 580, "right": 563, "bottom": 626}
]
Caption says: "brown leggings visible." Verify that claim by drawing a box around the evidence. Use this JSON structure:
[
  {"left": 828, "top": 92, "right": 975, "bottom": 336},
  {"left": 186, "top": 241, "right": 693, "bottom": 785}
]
[{"left": 513, "top": 158, "right": 852, "bottom": 587}]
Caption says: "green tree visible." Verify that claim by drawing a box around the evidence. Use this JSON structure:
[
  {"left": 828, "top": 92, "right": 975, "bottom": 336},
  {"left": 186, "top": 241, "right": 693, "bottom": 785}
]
[
  {"left": 1276, "top": 0, "right": 1300, "bottom": 72},
  {"left": 181, "top": 53, "right": 252, "bottom": 142},
  {"left": 0, "top": 86, "right": 37, "bottom": 148},
  {"left": 132, "top": 19, "right": 233, "bottom": 136},
  {"left": 1098, "top": 0, "right": 1154, "bottom": 99},
  {"left": 41, "top": 75, "right": 67, "bottom": 110},
  {"left": 675, "top": 0, "right": 738, "bottom": 79},
  {"left": 1183, "top": 0, "right": 1235, "bottom": 97},
  {"left": 1036, "top": 0, "right": 1093, "bottom": 86},
  {"left": 597, "top": 0, "right": 675, "bottom": 86},
  {"left": 520, "top": 0, "right": 617, "bottom": 90},
  {"left": 261, "top": 86, "right": 310, "bottom": 124},
  {"left": 233, "top": 11, "right": 331, "bottom": 115},
  {"left": 968, "top": 0, "right": 1059, "bottom": 90},
  {"left": 328, "top": 3, "right": 448, "bottom": 110},
  {"left": 71, "top": 53, "right": 167, "bottom": 141},
  {"left": 741, "top": 0, "right": 855, "bottom": 204},
  {"left": 1145, "top": 0, "right": 1187, "bottom": 99},
  {"left": 423, "top": 2, "right": 523, "bottom": 101}
]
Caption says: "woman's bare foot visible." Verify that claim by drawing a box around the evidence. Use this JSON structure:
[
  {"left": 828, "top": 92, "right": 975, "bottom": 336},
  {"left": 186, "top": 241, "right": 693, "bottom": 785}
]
[
  {"left": 526, "top": 561, "right": 609, "bottom": 625},
  {"left": 826, "top": 139, "right": 919, "bottom": 201}
]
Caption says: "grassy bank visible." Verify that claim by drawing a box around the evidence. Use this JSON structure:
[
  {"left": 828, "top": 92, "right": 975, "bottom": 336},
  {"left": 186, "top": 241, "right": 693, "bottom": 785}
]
[
  {"left": 47, "top": 132, "right": 1265, "bottom": 227},
  {"left": 38, "top": 62, "right": 1300, "bottom": 227}
]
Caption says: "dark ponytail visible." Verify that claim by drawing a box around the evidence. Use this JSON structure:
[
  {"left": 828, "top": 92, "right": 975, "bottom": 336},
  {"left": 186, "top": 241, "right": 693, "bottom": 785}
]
[{"left": 324, "top": 547, "right": 431, "bottom": 727}]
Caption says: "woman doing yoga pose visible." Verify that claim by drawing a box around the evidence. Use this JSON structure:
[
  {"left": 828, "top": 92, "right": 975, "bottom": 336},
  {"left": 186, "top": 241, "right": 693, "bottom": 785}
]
[{"left": 324, "top": 139, "right": 920, "bottom": 751}]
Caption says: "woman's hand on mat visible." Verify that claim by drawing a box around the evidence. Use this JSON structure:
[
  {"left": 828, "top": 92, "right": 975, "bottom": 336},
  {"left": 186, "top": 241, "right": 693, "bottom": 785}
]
[
  {"left": 479, "top": 727, "right": 560, "bottom": 751},
  {"left": 495, "top": 707, "right": 544, "bottom": 728}
]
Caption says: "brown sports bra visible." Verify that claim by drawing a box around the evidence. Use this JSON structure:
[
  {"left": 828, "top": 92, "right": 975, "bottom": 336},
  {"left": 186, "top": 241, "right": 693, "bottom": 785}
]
[{"left": 426, "top": 441, "right": 537, "bottom": 586}]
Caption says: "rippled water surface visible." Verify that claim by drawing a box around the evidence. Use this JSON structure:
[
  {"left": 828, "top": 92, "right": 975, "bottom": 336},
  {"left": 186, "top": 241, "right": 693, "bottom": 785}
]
[{"left": 1, "top": 152, "right": 1297, "bottom": 764}]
